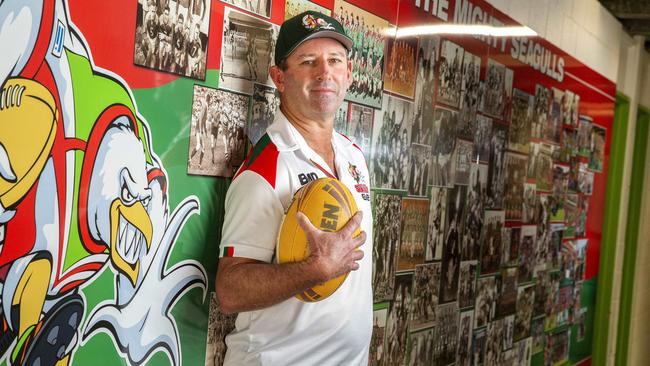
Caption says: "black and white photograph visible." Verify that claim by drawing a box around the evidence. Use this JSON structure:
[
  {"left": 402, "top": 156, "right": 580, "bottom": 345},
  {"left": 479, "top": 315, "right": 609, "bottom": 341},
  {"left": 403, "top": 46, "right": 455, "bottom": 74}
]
[
  {"left": 545, "top": 87, "right": 563, "bottom": 144},
  {"left": 248, "top": 83, "right": 279, "bottom": 145},
  {"left": 370, "top": 94, "right": 414, "bottom": 190},
  {"left": 440, "top": 185, "right": 466, "bottom": 303},
  {"left": 472, "top": 327, "right": 487, "bottom": 366},
  {"left": 334, "top": 0, "right": 388, "bottom": 108},
  {"left": 589, "top": 124, "right": 606, "bottom": 172},
  {"left": 518, "top": 225, "right": 536, "bottom": 283},
  {"left": 436, "top": 40, "right": 465, "bottom": 108},
  {"left": 398, "top": 198, "right": 429, "bottom": 272},
  {"left": 407, "top": 328, "right": 434, "bottom": 366},
  {"left": 453, "top": 139, "right": 474, "bottom": 185},
  {"left": 408, "top": 144, "right": 431, "bottom": 196},
  {"left": 384, "top": 36, "right": 419, "bottom": 99},
  {"left": 522, "top": 183, "right": 537, "bottom": 224},
  {"left": 134, "top": 0, "right": 210, "bottom": 80},
  {"left": 475, "top": 276, "right": 497, "bottom": 328},
  {"left": 514, "top": 337, "right": 532, "bottom": 366},
  {"left": 461, "top": 163, "right": 487, "bottom": 261},
  {"left": 565, "top": 90, "right": 580, "bottom": 127},
  {"left": 532, "top": 84, "right": 550, "bottom": 140},
  {"left": 560, "top": 127, "right": 578, "bottom": 163},
  {"left": 369, "top": 304, "right": 388, "bottom": 366},
  {"left": 457, "top": 309, "right": 474, "bottom": 366},
  {"left": 485, "top": 318, "right": 505, "bottom": 366},
  {"left": 480, "top": 210, "right": 505, "bottom": 275},
  {"left": 430, "top": 107, "right": 458, "bottom": 187},
  {"left": 187, "top": 85, "right": 249, "bottom": 177},
  {"left": 411, "top": 263, "right": 441, "bottom": 330},
  {"left": 413, "top": 36, "right": 440, "bottom": 146},
  {"left": 372, "top": 193, "right": 401, "bottom": 302},
  {"left": 222, "top": 0, "right": 271, "bottom": 18},
  {"left": 501, "top": 226, "right": 521, "bottom": 267},
  {"left": 527, "top": 142, "right": 554, "bottom": 192},
  {"left": 508, "top": 88, "right": 534, "bottom": 154},
  {"left": 503, "top": 152, "right": 528, "bottom": 221},
  {"left": 385, "top": 273, "right": 414, "bottom": 366},
  {"left": 473, "top": 115, "right": 492, "bottom": 163},
  {"left": 284, "top": 0, "right": 331, "bottom": 20},
  {"left": 348, "top": 103, "right": 374, "bottom": 161},
  {"left": 482, "top": 58, "right": 513, "bottom": 119},
  {"left": 552, "top": 164, "right": 570, "bottom": 198},
  {"left": 458, "top": 260, "right": 478, "bottom": 309},
  {"left": 204, "top": 292, "right": 237, "bottom": 366},
  {"left": 432, "top": 302, "right": 459, "bottom": 366},
  {"left": 498, "top": 267, "right": 518, "bottom": 317},
  {"left": 457, "top": 51, "right": 481, "bottom": 140},
  {"left": 426, "top": 186, "right": 447, "bottom": 261},
  {"left": 486, "top": 122, "right": 508, "bottom": 209},
  {"left": 220, "top": 7, "right": 278, "bottom": 94},
  {"left": 334, "top": 101, "right": 349, "bottom": 134},
  {"left": 504, "top": 314, "right": 516, "bottom": 351},
  {"left": 514, "top": 284, "right": 535, "bottom": 341}
]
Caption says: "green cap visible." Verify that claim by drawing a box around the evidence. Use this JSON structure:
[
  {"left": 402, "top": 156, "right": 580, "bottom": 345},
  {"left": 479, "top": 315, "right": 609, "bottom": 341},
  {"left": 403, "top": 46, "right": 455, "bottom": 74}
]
[{"left": 274, "top": 10, "right": 353, "bottom": 66}]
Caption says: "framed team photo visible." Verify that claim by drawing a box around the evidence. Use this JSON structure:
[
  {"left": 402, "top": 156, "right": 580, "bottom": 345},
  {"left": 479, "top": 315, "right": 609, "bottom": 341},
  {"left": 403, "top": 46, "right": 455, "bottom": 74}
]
[
  {"left": 528, "top": 142, "right": 554, "bottom": 192},
  {"left": 501, "top": 226, "right": 521, "bottom": 267},
  {"left": 413, "top": 35, "right": 440, "bottom": 147},
  {"left": 204, "top": 292, "right": 237, "bottom": 366},
  {"left": 473, "top": 115, "right": 492, "bottom": 163},
  {"left": 384, "top": 273, "right": 414, "bottom": 366},
  {"left": 482, "top": 58, "right": 513, "bottom": 119},
  {"left": 370, "top": 93, "right": 414, "bottom": 190},
  {"left": 334, "top": 101, "right": 350, "bottom": 134},
  {"left": 532, "top": 84, "right": 550, "bottom": 140},
  {"left": 432, "top": 302, "right": 459, "bottom": 366},
  {"left": 577, "top": 115, "right": 593, "bottom": 157},
  {"left": 457, "top": 51, "right": 481, "bottom": 140},
  {"left": 457, "top": 260, "right": 478, "bottom": 309},
  {"left": 398, "top": 197, "right": 429, "bottom": 272},
  {"left": 426, "top": 186, "right": 447, "bottom": 261},
  {"left": 485, "top": 318, "right": 505, "bottom": 365},
  {"left": 440, "top": 185, "right": 466, "bottom": 303},
  {"left": 486, "top": 121, "right": 508, "bottom": 209},
  {"left": 480, "top": 210, "right": 505, "bottom": 275},
  {"left": 508, "top": 88, "right": 534, "bottom": 154},
  {"left": 498, "top": 267, "right": 518, "bottom": 317},
  {"left": 220, "top": 7, "right": 278, "bottom": 94},
  {"left": 284, "top": 0, "right": 331, "bottom": 19},
  {"left": 408, "top": 143, "right": 430, "bottom": 197},
  {"left": 453, "top": 139, "right": 474, "bottom": 185},
  {"left": 334, "top": 0, "right": 389, "bottom": 108},
  {"left": 456, "top": 309, "right": 474, "bottom": 366},
  {"left": 546, "top": 87, "right": 563, "bottom": 143},
  {"left": 406, "top": 328, "right": 434, "bottom": 366},
  {"left": 348, "top": 103, "right": 374, "bottom": 161},
  {"left": 248, "top": 83, "right": 279, "bottom": 145},
  {"left": 514, "top": 283, "right": 535, "bottom": 341},
  {"left": 522, "top": 182, "right": 537, "bottom": 224},
  {"left": 369, "top": 303, "right": 388, "bottom": 366},
  {"left": 461, "top": 163, "right": 487, "bottom": 261},
  {"left": 222, "top": 0, "right": 271, "bottom": 18},
  {"left": 471, "top": 327, "right": 487, "bottom": 366},
  {"left": 429, "top": 106, "right": 458, "bottom": 187},
  {"left": 372, "top": 193, "right": 401, "bottom": 302},
  {"left": 134, "top": 0, "right": 210, "bottom": 80},
  {"left": 383, "top": 35, "right": 419, "bottom": 99},
  {"left": 578, "top": 163, "right": 594, "bottom": 195},
  {"left": 187, "top": 85, "right": 249, "bottom": 177},
  {"left": 503, "top": 152, "right": 528, "bottom": 221},
  {"left": 474, "top": 276, "right": 497, "bottom": 328},
  {"left": 436, "top": 40, "right": 464, "bottom": 108},
  {"left": 411, "top": 263, "right": 441, "bottom": 330},
  {"left": 518, "top": 225, "right": 536, "bottom": 283}
]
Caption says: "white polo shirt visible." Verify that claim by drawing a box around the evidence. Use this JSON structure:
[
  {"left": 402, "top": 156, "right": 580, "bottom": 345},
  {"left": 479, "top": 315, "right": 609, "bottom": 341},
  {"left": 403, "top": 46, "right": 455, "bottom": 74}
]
[{"left": 219, "top": 111, "right": 374, "bottom": 366}]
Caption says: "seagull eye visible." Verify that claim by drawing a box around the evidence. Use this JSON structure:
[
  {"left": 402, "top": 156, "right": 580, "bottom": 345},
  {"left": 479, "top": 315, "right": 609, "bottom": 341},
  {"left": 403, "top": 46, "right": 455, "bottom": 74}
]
[{"left": 121, "top": 184, "right": 134, "bottom": 203}]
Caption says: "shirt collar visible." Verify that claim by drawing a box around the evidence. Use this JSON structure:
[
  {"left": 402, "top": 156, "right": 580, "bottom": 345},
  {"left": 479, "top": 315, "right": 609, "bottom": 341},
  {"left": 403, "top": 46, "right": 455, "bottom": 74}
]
[{"left": 266, "top": 110, "right": 354, "bottom": 153}]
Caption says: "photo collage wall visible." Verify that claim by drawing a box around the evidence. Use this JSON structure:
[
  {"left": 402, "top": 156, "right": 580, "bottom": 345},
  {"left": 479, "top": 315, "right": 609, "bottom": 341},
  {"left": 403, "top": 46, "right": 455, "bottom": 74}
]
[{"left": 129, "top": 0, "right": 613, "bottom": 365}]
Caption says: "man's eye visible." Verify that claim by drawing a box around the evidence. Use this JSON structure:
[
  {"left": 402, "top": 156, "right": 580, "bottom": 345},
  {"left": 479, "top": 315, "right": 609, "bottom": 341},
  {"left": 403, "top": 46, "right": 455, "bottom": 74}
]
[
  {"left": 329, "top": 58, "right": 343, "bottom": 64},
  {"left": 301, "top": 60, "right": 314, "bottom": 65}
]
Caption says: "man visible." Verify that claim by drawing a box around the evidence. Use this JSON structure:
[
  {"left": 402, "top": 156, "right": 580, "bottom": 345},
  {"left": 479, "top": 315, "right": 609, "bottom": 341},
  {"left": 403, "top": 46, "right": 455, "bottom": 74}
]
[
  {"left": 216, "top": 11, "right": 373, "bottom": 366},
  {"left": 172, "top": 13, "right": 187, "bottom": 74}
]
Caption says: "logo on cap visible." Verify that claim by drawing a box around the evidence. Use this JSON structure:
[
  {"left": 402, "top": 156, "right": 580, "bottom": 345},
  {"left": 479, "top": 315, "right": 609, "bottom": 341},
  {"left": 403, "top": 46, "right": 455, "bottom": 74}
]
[{"left": 302, "top": 14, "right": 335, "bottom": 31}]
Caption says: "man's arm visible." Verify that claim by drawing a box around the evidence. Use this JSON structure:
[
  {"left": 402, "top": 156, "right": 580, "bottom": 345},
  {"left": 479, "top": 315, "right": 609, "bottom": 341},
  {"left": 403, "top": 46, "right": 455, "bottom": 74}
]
[{"left": 216, "top": 211, "right": 367, "bottom": 314}]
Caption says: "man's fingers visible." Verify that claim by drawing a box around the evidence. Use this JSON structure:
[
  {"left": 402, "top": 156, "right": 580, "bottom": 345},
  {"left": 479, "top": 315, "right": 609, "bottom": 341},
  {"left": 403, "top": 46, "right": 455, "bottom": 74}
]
[
  {"left": 353, "top": 231, "right": 367, "bottom": 248},
  {"left": 339, "top": 211, "right": 363, "bottom": 238},
  {"left": 296, "top": 211, "right": 318, "bottom": 235}
]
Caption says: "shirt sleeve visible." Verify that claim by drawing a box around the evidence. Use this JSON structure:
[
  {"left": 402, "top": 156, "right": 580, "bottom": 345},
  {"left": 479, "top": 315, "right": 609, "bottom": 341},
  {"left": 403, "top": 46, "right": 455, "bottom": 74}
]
[{"left": 219, "top": 170, "right": 285, "bottom": 262}]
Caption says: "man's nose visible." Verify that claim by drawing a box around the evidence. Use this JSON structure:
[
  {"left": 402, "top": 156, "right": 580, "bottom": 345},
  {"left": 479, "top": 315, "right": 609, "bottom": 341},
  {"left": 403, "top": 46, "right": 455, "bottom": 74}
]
[{"left": 315, "top": 60, "right": 333, "bottom": 81}]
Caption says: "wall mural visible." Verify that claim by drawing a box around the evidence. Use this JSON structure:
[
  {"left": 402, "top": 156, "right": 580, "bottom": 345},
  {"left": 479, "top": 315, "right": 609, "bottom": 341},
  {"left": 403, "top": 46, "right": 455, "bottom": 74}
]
[{"left": 0, "top": 0, "right": 615, "bottom": 365}]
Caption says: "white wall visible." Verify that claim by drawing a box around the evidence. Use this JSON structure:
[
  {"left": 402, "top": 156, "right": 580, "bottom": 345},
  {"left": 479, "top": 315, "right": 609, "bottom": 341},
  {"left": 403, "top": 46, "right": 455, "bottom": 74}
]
[{"left": 485, "top": 0, "right": 622, "bottom": 83}]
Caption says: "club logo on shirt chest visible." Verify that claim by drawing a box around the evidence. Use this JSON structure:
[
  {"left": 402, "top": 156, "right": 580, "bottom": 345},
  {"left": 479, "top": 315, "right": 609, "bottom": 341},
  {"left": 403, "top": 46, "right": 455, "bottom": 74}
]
[{"left": 348, "top": 163, "right": 370, "bottom": 201}]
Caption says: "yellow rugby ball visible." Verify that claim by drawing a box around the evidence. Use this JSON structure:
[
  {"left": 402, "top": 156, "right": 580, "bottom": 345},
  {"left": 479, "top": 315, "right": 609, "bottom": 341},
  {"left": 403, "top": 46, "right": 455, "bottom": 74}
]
[{"left": 277, "top": 177, "right": 360, "bottom": 302}]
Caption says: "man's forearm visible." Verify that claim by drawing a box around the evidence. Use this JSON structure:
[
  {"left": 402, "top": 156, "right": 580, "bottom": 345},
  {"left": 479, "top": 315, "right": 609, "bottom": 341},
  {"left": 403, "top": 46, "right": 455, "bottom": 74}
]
[{"left": 216, "top": 258, "right": 324, "bottom": 314}]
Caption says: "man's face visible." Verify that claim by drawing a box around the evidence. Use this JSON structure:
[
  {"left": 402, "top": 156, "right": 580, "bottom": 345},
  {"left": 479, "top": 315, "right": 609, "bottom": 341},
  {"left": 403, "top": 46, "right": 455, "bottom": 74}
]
[{"left": 271, "top": 38, "right": 351, "bottom": 122}]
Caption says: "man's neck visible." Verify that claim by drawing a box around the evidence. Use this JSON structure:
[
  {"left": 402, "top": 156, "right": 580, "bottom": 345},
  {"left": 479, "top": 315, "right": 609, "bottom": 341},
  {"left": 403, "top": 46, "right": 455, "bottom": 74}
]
[{"left": 281, "top": 104, "right": 337, "bottom": 176}]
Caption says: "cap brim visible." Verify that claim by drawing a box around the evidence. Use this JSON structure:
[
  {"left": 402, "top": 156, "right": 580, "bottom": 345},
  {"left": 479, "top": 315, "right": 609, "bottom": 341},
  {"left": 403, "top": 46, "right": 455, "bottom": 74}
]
[{"left": 284, "top": 31, "right": 353, "bottom": 60}]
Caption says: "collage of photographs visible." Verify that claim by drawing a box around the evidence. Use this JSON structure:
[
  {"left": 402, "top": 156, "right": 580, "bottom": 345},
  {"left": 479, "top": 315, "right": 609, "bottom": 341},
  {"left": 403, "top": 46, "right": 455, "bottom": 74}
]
[{"left": 131, "top": 1, "right": 606, "bottom": 365}]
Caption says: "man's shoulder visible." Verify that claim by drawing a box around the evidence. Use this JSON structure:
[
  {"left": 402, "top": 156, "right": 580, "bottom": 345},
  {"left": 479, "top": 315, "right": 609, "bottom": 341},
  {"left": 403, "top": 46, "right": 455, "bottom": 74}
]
[{"left": 234, "top": 134, "right": 280, "bottom": 188}]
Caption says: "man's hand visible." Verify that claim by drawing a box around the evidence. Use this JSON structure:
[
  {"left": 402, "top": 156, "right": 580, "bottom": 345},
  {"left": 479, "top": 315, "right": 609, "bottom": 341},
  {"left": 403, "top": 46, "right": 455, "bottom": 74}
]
[{"left": 297, "top": 210, "right": 367, "bottom": 283}]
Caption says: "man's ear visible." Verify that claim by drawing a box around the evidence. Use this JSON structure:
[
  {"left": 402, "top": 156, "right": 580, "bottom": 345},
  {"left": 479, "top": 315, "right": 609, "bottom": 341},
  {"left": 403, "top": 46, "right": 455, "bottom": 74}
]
[{"left": 269, "top": 65, "right": 284, "bottom": 92}]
